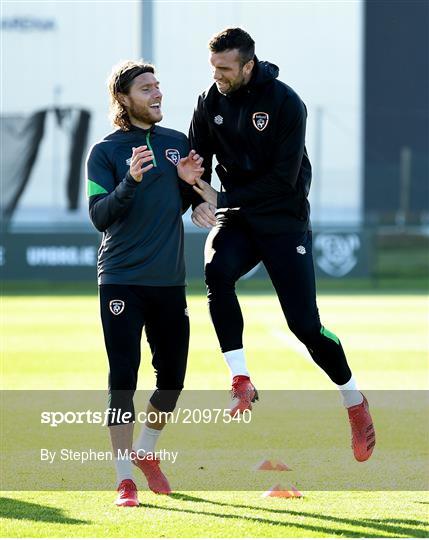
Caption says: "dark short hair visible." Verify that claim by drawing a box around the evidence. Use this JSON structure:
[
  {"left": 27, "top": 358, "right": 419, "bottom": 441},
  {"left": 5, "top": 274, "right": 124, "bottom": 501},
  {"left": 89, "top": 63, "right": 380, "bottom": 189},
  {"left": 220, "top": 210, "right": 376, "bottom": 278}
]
[
  {"left": 108, "top": 60, "right": 155, "bottom": 130},
  {"left": 208, "top": 27, "right": 255, "bottom": 66}
]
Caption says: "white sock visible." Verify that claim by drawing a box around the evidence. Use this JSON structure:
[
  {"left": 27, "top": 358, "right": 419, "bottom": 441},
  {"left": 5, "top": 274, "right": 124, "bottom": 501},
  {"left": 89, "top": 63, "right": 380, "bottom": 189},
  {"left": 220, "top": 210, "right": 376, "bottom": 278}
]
[
  {"left": 114, "top": 456, "right": 134, "bottom": 485},
  {"left": 337, "top": 376, "right": 363, "bottom": 408},
  {"left": 134, "top": 425, "right": 162, "bottom": 453},
  {"left": 223, "top": 348, "right": 249, "bottom": 379}
]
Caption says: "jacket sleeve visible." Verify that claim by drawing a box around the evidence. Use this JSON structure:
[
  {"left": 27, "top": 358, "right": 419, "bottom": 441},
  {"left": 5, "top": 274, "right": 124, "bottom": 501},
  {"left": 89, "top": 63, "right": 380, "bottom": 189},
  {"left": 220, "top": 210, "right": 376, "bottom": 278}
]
[
  {"left": 189, "top": 95, "right": 214, "bottom": 208},
  {"left": 217, "top": 94, "right": 307, "bottom": 209},
  {"left": 177, "top": 136, "right": 196, "bottom": 214},
  {"left": 86, "top": 143, "right": 139, "bottom": 232},
  {"left": 178, "top": 179, "right": 195, "bottom": 214}
]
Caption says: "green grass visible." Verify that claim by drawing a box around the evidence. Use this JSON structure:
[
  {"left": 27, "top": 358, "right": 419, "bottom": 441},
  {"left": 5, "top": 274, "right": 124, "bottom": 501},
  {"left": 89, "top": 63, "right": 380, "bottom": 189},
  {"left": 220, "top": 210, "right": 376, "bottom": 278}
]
[
  {"left": 1, "top": 293, "right": 428, "bottom": 537},
  {"left": 1, "top": 491, "right": 428, "bottom": 538}
]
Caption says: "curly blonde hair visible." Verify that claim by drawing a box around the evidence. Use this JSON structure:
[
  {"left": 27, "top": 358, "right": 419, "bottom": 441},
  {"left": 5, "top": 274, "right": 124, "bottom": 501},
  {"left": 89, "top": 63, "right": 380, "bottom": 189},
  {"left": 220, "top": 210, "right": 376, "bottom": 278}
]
[{"left": 108, "top": 60, "right": 155, "bottom": 131}]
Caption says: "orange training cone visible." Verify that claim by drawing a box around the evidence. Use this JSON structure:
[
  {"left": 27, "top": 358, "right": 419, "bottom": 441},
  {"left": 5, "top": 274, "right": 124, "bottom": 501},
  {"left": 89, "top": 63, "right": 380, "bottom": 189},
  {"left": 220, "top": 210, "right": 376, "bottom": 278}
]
[
  {"left": 262, "top": 483, "right": 303, "bottom": 498},
  {"left": 255, "top": 459, "right": 292, "bottom": 471},
  {"left": 289, "top": 484, "right": 303, "bottom": 498}
]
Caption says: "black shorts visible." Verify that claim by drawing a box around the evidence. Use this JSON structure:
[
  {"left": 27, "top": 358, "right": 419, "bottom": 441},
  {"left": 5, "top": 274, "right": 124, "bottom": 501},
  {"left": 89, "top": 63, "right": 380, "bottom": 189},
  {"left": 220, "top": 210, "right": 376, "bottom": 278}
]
[{"left": 99, "top": 284, "right": 189, "bottom": 424}]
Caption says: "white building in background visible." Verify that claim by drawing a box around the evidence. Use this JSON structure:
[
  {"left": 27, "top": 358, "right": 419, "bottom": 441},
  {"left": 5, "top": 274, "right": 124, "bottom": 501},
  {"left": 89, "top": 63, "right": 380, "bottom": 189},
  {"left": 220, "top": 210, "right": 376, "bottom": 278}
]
[{"left": 2, "top": 1, "right": 363, "bottom": 228}]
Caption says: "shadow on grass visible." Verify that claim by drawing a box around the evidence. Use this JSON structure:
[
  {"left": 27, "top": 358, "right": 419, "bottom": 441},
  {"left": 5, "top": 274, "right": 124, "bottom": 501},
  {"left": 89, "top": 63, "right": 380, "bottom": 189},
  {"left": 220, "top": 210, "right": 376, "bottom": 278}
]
[
  {"left": 0, "top": 497, "right": 90, "bottom": 525},
  {"left": 143, "top": 501, "right": 382, "bottom": 538},
  {"left": 370, "top": 518, "right": 429, "bottom": 527},
  {"left": 167, "top": 493, "right": 428, "bottom": 538}
]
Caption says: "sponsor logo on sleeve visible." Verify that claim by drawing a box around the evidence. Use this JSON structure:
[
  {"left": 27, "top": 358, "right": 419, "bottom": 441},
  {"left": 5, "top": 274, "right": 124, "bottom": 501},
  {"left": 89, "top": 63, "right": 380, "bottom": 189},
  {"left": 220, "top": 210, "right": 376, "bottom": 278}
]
[
  {"left": 165, "top": 148, "right": 181, "bottom": 166},
  {"left": 252, "top": 112, "right": 269, "bottom": 131}
]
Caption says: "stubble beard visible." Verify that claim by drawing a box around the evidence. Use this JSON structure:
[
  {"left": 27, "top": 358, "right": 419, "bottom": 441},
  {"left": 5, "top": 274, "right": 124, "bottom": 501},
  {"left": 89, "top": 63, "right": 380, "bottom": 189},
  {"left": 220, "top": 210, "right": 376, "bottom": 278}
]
[
  {"left": 129, "top": 103, "right": 162, "bottom": 126},
  {"left": 218, "top": 72, "right": 246, "bottom": 96}
]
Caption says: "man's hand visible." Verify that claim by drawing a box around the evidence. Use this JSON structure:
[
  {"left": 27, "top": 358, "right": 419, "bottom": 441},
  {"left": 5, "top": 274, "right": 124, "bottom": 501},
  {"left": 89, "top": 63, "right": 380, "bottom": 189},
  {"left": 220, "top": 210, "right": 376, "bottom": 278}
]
[
  {"left": 191, "top": 202, "right": 217, "bottom": 229},
  {"left": 192, "top": 178, "right": 218, "bottom": 207},
  {"left": 130, "top": 146, "right": 154, "bottom": 182},
  {"left": 177, "top": 150, "right": 204, "bottom": 185}
]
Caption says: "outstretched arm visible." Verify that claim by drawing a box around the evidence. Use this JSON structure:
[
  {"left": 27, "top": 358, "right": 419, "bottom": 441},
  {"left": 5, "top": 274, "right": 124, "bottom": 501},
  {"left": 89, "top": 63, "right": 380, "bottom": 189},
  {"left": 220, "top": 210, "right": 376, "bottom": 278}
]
[{"left": 192, "top": 179, "right": 218, "bottom": 208}]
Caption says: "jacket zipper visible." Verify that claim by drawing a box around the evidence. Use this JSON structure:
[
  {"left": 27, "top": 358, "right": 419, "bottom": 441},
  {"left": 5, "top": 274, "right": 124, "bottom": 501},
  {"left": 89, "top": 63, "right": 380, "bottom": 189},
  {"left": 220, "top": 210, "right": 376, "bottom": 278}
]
[{"left": 145, "top": 132, "right": 157, "bottom": 167}]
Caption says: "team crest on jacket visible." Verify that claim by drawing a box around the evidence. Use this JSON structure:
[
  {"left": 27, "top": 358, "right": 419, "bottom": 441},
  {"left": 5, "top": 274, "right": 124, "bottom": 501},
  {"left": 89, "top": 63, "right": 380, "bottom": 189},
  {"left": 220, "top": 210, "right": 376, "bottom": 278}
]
[
  {"left": 165, "top": 148, "right": 180, "bottom": 166},
  {"left": 109, "top": 299, "right": 125, "bottom": 315},
  {"left": 214, "top": 115, "right": 223, "bottom": 125},
  {"left": 252, "top": 112, "right": 269, "bottom": 131}
]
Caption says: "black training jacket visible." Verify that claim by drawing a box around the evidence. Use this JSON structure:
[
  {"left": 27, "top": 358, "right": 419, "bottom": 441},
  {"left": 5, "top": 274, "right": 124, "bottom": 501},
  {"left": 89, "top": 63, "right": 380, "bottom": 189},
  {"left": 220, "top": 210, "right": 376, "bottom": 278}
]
[
  {"left": 189, "top": 57, "right": 312, "bottom": 233},
  {"left": 86, "top": 124, "right": 194, "bottom": 286}
]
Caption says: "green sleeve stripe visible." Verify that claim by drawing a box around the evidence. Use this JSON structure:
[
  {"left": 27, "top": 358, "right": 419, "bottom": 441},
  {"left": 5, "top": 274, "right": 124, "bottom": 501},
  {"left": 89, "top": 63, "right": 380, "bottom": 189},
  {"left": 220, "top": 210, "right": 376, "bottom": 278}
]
[
  {"left": 320, "top": 326, "right": 340, "bottom": 345},
  {"left": 145, "top": 132, "right": 157, "bottom": 167},
  {"left": 87, "top": 179, "right": 108, "bottom": 197}
]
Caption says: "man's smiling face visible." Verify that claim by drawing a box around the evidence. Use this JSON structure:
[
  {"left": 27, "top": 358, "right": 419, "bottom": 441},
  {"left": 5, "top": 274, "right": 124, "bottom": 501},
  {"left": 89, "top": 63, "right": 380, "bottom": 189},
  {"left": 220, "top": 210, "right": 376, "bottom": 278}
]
[
  {"left": 120, "top": 72, "right": 163, "bottom": 127},
  {"left": 210, "top": 49, "right": 252, "bottom": 95}
]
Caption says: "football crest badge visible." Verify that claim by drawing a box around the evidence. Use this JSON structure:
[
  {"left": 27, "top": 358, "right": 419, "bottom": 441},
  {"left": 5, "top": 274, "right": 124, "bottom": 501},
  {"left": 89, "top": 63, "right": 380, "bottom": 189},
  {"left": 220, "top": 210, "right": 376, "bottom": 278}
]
[
  {"left": 314, "top": 234, "right": 360, "bottom": 277},
  {"left": 165, "top": 148, "right": 180, "bottom": 166},
  {"left": 109, "top": 299, "right": 125, "bottom": 315},
  {"left": 252, "top": 112, "right": 269, "bottom": 131}
]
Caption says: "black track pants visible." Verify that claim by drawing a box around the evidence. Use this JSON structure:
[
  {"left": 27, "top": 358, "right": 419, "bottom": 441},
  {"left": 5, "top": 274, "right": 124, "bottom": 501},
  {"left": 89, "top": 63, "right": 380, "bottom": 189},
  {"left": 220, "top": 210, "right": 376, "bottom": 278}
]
[
  {"left": 204, "top": 217, "right": 352, "bottom": 385},
  {"left": 99, "top": 285, "right": 189, "bottom": 425}
]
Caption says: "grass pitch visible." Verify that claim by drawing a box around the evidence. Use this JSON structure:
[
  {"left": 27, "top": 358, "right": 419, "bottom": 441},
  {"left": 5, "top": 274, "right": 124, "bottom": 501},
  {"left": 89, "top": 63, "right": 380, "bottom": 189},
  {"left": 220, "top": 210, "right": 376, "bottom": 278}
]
[{"left": 1, "top": 292, "right": 428, "bottom": 537}]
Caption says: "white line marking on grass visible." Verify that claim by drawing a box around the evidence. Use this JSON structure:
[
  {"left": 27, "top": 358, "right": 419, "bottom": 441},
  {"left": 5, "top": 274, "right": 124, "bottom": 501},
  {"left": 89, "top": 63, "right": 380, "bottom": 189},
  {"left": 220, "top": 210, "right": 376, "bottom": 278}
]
[
  {"left": 342, "top": 337, "right": 428, "bottom": 352},
  {"left": 271, "top": 329, "right": 313, "bottom": 364},
  {"left": 271, "top": 330, "right": 428, "bottom": 354}
]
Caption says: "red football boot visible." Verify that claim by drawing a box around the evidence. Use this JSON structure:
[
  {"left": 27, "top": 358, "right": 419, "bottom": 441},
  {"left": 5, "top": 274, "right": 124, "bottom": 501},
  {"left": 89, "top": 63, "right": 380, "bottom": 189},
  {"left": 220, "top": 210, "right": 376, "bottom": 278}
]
[
  {"left": 229, "top": 375, "right": 259, "bottom": 416},
  {"left": 347, "top": 394, "right": 376, "bottom": 462},
  {"left": 114, "top": 479, "right": 139, "bottom": 507},
  {"left": 133, "top": 455, "right": 171, "bottom": 495}
]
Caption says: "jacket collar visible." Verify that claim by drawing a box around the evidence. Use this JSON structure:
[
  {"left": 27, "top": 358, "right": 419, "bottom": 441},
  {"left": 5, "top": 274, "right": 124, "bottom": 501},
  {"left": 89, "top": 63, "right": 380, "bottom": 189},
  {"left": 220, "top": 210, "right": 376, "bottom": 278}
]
[{"left": 129, "top": 123, "right": 156, "bottom": 134}]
